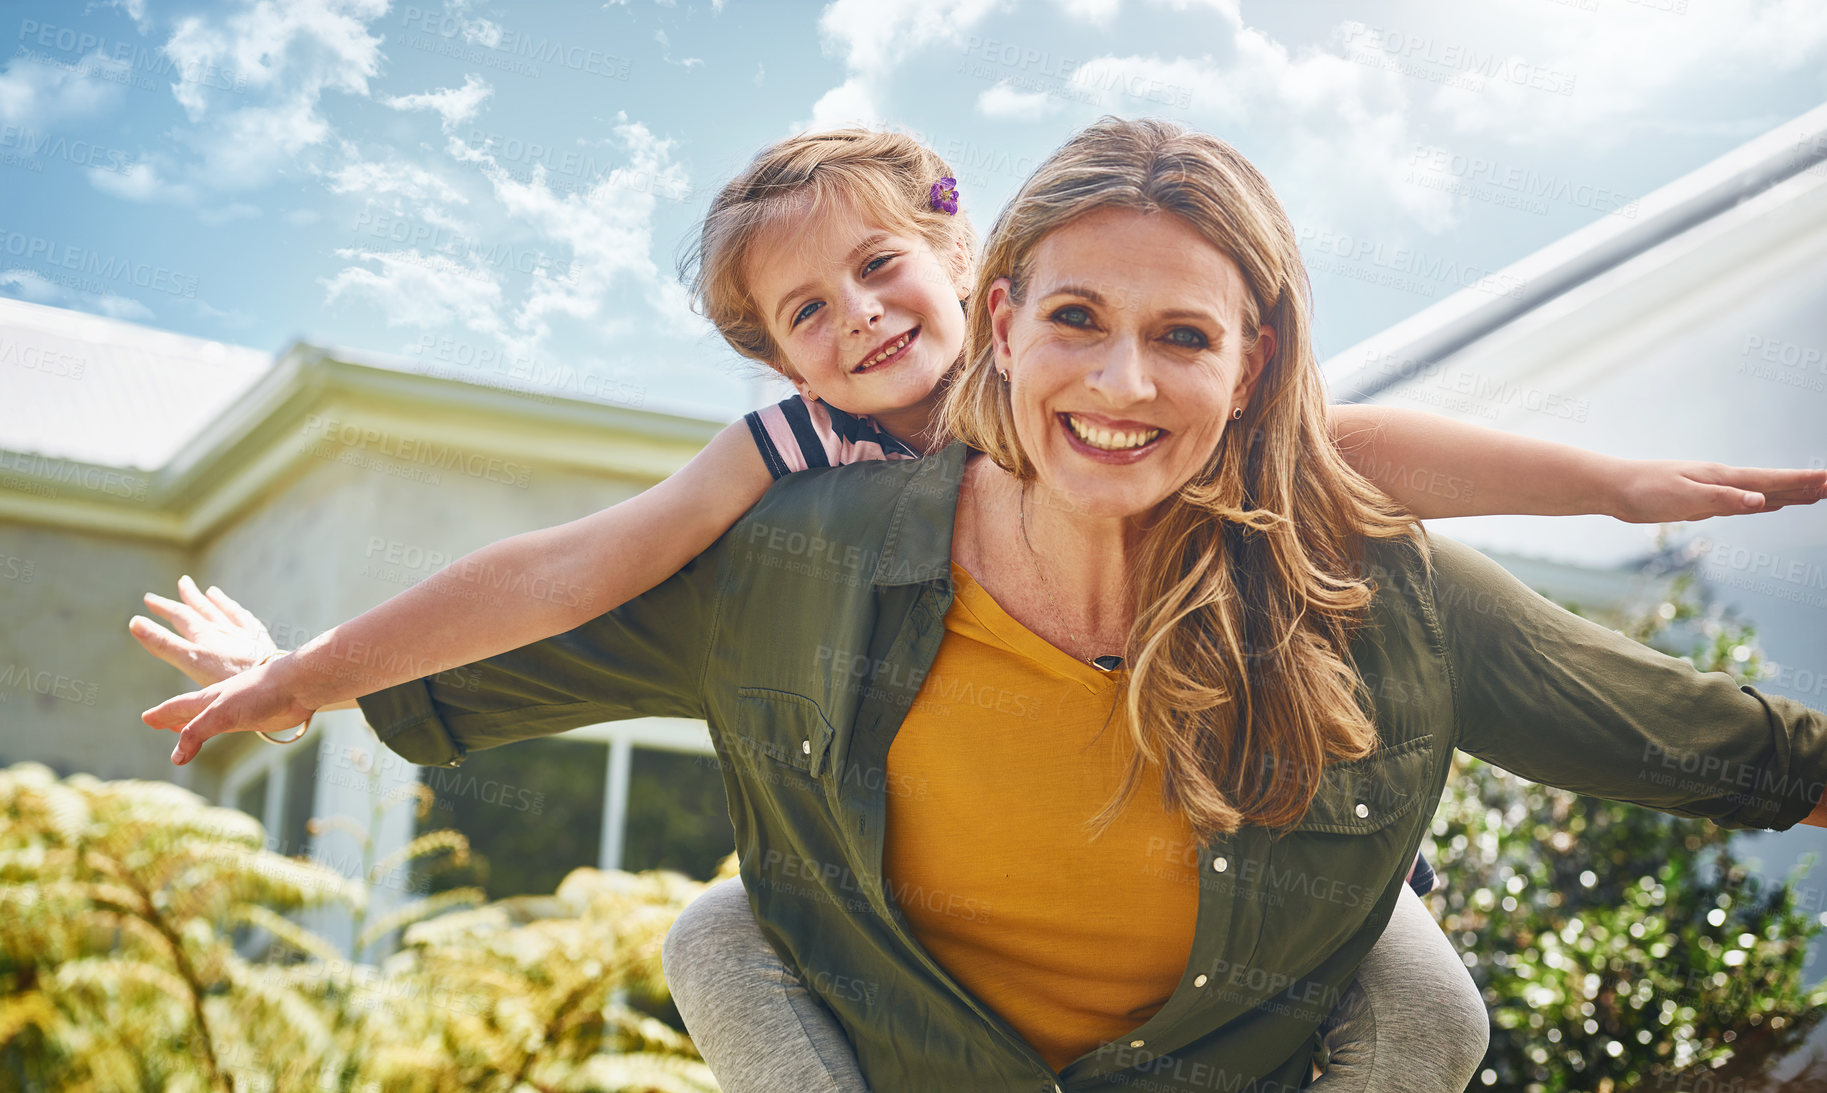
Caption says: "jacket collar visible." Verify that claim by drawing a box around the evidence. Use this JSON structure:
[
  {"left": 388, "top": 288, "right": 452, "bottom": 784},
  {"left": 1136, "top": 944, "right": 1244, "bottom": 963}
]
[{"left": 871, "top": 441, "right": 969, "bottom": 587}]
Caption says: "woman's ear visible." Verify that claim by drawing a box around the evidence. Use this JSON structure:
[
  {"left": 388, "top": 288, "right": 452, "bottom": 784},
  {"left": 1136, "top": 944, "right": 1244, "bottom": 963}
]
[
  {"left": 1233, "top": 322, "right": 1275, "bottom": 410},
  {"left": 987, "top": 277, "right": 1017, "bottom": 367}
]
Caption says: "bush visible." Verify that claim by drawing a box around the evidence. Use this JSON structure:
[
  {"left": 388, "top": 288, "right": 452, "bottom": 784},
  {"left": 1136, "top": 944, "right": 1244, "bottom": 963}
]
[
  {"left": 0, "top": 761, "right": 725, "bottom": 1092},
  {"left": 1428, "top": 560, "right": 1827, "bottom": 1093}
]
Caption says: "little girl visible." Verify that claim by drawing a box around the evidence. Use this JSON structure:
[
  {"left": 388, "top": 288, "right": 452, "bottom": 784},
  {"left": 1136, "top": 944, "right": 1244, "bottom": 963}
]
[{"left": 138, "top": 128, "right": 1823, "bottom": 1091}]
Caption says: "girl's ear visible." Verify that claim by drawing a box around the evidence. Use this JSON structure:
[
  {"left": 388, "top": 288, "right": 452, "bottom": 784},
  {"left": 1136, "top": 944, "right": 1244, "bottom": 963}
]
[
  {"left": 772, "top": 359, "right": 818, "bottom": 403},
  {"left": 950, "top": 234, "right": 974, "bottom": 299}
]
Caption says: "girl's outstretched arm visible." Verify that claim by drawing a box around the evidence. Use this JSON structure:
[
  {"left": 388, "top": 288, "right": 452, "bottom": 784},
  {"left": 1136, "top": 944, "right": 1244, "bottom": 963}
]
[
  {"left": 1329, "top": 404, "right": 1826, "bottom": 521},
  {"left": 141, "top": 420, "right": 773, "bottom": 764}
]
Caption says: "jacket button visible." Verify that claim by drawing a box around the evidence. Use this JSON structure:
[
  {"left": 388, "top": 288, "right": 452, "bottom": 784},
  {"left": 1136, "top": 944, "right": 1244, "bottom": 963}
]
[
  {"left": 1355, "top": 802, "right": 1370, "bottom": 819},
  {"left": 1194, "top": 974, "right": 1208, "bottom": 987},
  {"left": 1129, "top": 1039, "right": 1145, "bottom": 1048},
  {"left": 1212, "top": 856, "right": 1227, "bottom": 872},
  {"left": 802, "top": 739, "right": 811, "bottom": 754}
]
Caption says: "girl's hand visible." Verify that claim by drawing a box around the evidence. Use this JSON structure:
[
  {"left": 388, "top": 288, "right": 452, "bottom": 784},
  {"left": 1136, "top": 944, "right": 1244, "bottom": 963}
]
[
  {"left": 128, "top": 576, "right": 278, "bottom": 687},
  {"left": 1614, "top": 462, "right": 1827, "bottom": 524},
  {"left": 142, "top": 654, "right": 317, "bottom": 766}
]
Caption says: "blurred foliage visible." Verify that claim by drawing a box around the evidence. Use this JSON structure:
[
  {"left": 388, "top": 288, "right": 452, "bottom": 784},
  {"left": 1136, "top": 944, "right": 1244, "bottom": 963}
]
[
  {"left": 0, "top": 760, "right": 731, "bottom": 1092},
  {"left": 1430, "top": 540, "right": 1827, "bottom": 1093}
]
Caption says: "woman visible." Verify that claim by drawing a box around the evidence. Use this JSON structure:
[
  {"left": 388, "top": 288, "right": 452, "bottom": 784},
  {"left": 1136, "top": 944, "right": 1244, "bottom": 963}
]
[{"left": 141, "top": 117, "right": 1827, "bottom": 1090}]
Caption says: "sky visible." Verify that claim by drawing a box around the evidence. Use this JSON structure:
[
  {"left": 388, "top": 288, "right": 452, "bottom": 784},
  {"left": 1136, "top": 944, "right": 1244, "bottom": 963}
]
[{"left": 3, "top": 0, "right": 1827, "bottom": 420}]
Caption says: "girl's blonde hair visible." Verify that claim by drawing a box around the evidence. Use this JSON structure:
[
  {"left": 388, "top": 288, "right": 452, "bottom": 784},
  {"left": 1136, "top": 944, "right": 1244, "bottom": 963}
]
[
  {"left": 682, "top": 128, "right": 978, "bottom": 380},
  {"left": 944, "top": 116, "right": 1425, "bottom": 841}
]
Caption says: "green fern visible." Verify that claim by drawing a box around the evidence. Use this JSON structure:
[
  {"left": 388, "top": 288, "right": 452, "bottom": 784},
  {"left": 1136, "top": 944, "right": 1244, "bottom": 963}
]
[{"left": 0, "top": 760, "right": 726, "bottom": 1091}]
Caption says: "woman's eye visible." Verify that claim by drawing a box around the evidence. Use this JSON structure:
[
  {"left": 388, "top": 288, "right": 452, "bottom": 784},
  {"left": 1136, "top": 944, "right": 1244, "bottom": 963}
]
[
  {"left": 1049, "top": 305, "right": 1092, "bottom": 327},
  {"left": 791, "top": 300, "right": 823, "bottom": 328},
  {"left": 1164, "top": 326, "right": 1209, "bottom": 349}
]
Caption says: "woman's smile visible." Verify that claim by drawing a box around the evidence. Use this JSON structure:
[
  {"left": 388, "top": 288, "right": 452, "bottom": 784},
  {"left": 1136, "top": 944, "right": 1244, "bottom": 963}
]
[{"left": 1058, "top": 411, "right": 1167, "bottom": 461}]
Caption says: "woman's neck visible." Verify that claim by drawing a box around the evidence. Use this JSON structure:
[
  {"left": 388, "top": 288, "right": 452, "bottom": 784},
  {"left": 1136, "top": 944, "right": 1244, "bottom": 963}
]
[{"left": 952, "top": 453, "right": 1141, "bottom": 663}]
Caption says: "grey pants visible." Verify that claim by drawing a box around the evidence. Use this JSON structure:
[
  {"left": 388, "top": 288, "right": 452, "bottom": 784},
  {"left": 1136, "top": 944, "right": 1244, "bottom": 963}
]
[{"left": 662, "top": 876, "right": 1488, "bottom": 1092}]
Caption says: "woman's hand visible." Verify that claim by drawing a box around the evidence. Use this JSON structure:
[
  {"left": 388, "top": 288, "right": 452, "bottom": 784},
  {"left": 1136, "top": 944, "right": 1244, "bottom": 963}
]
[
  {"left": 1612, "top": 462, "right": 1827, "bottom": 524},
  {"left": 142, "top": 654, "right": 317, "bottom": 766},
  {"left": 128, "top": 576, "right": 279, "bottom": 688}
]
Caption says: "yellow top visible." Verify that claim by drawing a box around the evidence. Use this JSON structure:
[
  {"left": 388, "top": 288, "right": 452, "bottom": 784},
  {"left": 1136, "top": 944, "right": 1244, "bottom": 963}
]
[{"left": 884, "top": 563, "right": 1201, "bottom": 1073}]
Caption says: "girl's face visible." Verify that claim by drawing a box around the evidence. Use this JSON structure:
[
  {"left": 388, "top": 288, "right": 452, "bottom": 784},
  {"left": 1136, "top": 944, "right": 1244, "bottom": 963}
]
[
  {"left": 988, "top": 206, "right": 1273, "bottom": 520},
  {"left": 748, "top": 197, "right": 969, "bottom": 425}
]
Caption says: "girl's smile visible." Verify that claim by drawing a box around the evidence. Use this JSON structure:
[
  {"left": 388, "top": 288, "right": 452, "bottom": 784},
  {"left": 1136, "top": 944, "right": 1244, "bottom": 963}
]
[{"left": 852, "top": 325, "right": 920, "bottom": 374}]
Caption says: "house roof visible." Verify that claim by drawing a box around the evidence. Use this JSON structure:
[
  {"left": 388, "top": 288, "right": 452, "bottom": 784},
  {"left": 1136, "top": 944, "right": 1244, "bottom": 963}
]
[
  {"left": 0, "top": 296, "right": 273, "bottom": 471},
  {"left": 0, "top": 314, "right": 727, "bottom": 543}
]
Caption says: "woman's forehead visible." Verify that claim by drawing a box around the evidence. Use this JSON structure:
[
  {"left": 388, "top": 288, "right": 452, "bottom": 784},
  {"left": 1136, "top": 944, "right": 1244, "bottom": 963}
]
[{"left": 1023, "top": 208, "right": 1246, "bottom": 316}]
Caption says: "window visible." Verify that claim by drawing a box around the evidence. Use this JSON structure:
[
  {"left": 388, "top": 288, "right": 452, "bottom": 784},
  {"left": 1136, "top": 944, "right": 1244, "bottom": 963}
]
[
  {"left": 419, "top": 735, "right": 607, "bottom": 901},
  {"left": 622, "top": 747, "right": 735, "bottom": 880},
  {"left": 221, "top": 741, "right": 322, "bottom": 858},
  {"left": 413, "top": 719, "right": 734, "bottom": 900}
]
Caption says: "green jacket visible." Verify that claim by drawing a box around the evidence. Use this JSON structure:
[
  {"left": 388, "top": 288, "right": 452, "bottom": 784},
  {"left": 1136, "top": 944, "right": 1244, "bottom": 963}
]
[{"left": 357, "top": 442, "right": 1827, "bottom": 1093}]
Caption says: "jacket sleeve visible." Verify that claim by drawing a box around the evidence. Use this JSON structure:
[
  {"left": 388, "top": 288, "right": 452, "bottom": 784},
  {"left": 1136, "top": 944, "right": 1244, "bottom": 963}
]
[
  {"left": 354, "top": 546, "right": 719, "bottom": 768},
  {"left": 1427, "top": 535, "right": 1827, "bottom": 830}
]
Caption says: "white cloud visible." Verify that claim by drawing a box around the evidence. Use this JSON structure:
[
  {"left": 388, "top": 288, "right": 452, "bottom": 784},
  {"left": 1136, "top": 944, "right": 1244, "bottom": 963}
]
[
  {"left": 189, "top": 295, "right": 258, "bottom": 328},
  {"left": 321, "top": 248, "right": 507, "bottom": 334},
  {"left": 152, "top": 0, "right": 388, "bottom": 191},
  {"left": 198, "top": 202, "right": 262, "bottom": 226},
  {"left": 383, "top": 75, "right": 494, "bottom": 130},
  {"left": 655, "top": 29, "right": 704, "bottom": 68},
  {"left": 92, "top": 0, "right": 153, "bottom": 34},
  {"left": 0, "top": 52, "right": 129, "bottom": 124},
  {"left": 807, "top": 77, "right": 881, "bottom": 128},
  {"left": 482, "top": 117, "right": 700, "bottom": 350},
  {"left": 0, "top": 269, "right": 157, "bottom": 321},
  {"left": 807, "top": 0, "right": 1009, "bottom": 128},
  {"left": 1066, "top": 35, "right": 1455, "bottom": 233},
  {"left": 977, "top": 80, "right": 1063, "bottom": 121},
  {"left": 86, "top": 159, "right": 199, "bottom": 204},
  {"left": 321, "top": 115, "right": 704, "bottom": 366},
  {"left": 326, "top": 159, "right": 467, "bottom": 207},
  {"left": 1052, "top": 0, "right": 1119, "bottom": 26},
  {"left": 461, "top": 17, "right": 503, "bottom": 47},
  {"left": 1413, "top": 1, "right": 1827, "bottom": 147}
]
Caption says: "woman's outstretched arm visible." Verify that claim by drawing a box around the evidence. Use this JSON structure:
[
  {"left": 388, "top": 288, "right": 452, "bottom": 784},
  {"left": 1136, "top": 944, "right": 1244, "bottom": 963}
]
[
  {"left": 1426, "top": 534, "right": 1827, "bottom": 831},
  {"left": 138, "top": 420, "right": 772, "bottom": 764},
  {"left": 1328, "top": 404, "right": 1826, "bottom": 522}
]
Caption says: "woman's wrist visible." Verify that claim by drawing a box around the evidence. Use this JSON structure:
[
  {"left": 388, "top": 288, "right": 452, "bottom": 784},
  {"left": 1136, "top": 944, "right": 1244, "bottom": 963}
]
[
  {"left": 1587, "top": 452, "right": 1640, "bottom": 520},
  {"left": 257, "top": 649, "right": 331, "bottom": 718},
  {"left": 252, "top": 651, "right": 317, "bottom": 744}
]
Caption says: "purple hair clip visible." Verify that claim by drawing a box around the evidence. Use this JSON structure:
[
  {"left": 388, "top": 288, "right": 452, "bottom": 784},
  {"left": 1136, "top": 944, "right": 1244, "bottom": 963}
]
[{"left": 929, "top": 177, "right": 959, "bottom": 215}]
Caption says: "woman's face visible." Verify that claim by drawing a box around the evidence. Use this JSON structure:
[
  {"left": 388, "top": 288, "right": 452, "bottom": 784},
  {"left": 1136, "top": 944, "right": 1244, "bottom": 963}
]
[
  {"left": 748, "top": 197, "right": 968, "bottom": 422},
  {"left": 988, "top": 206, "right": 1274, "bottom": 520}
]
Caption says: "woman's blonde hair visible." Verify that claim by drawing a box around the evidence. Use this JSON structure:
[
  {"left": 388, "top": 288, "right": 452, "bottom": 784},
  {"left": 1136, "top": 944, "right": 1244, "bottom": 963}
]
[
  {"left": 681, "top": 128, "right": 978, "bottom": 380},
  {"left": 944, "top": 116, "right": 1426, "bottom": 841}
]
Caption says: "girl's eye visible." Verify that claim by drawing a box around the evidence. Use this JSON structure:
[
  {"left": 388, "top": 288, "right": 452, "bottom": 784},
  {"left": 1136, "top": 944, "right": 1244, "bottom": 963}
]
[
  {"left": 1164, "top": 326, "right": 1209, "bottom": 349},
  {"left": 791, "top": 300, "right": 823, "bottom": 328},
  {"left": 1048, "top": 305, "right": 1092, "bottom": 327},
  {"left": 863, "top": 253, "right": 896, "bottom": 275}
]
